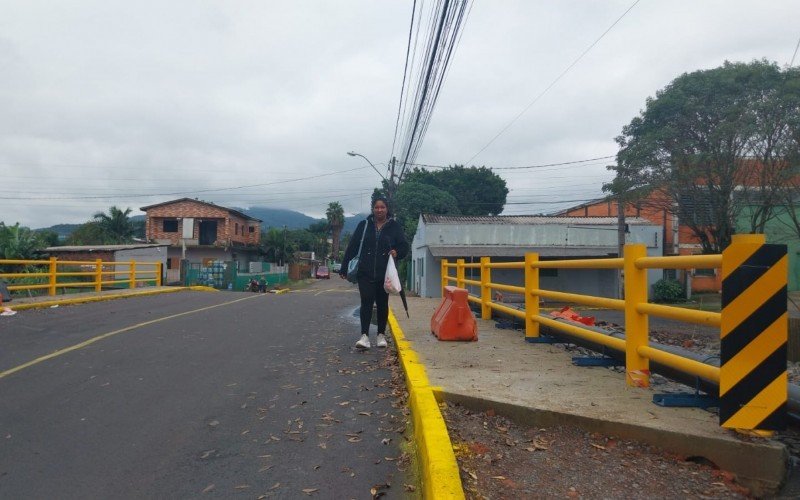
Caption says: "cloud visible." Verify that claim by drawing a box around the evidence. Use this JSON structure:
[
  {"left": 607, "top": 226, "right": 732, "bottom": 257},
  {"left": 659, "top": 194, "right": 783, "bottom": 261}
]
[{"left": 1, "top": 0, "right": 797, "bottom": 227}]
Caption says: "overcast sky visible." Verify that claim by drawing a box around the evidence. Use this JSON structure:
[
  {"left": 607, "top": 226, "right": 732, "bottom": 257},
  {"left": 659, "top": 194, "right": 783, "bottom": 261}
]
[{"left": 1, "top": 1, "right": 798, "bottom": 229}]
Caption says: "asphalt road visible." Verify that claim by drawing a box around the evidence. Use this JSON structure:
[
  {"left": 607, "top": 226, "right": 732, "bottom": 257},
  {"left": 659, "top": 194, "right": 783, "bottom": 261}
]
[{"left": 0, "top": 281, "right": 413, "bottom": 499}]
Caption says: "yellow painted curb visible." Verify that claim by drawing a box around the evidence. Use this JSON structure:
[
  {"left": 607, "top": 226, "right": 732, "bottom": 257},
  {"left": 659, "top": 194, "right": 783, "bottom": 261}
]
[
  {"left": 5, "top": 287, "right": 210, "bottom": 311},
  {"left": 388, "top": 309, "right": 465, "bottom": 499}
]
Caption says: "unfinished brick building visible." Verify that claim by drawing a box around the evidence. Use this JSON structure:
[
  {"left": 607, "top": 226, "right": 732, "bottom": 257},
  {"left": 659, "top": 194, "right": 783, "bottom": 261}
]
[{"left": 141, "top": 198, "right": 262, "bottom": 283}]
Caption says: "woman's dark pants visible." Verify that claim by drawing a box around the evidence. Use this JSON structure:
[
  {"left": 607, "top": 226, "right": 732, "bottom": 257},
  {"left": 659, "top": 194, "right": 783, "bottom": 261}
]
[{"left": 357, "top": 277, "right": 389, "bottom": 335}]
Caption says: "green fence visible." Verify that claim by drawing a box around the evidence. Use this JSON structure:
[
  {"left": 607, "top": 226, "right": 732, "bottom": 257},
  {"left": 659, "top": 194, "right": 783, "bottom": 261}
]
[{"left": 182, "top": 260, "right": 287, "bottom": 290}]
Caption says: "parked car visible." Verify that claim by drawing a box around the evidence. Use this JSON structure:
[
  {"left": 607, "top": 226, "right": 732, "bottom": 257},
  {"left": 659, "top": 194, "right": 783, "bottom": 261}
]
[
  {"left": 315, "top": 266, "right": 330, "bottom": 279},
  {"left": 332, "top": 262, "right": 341, "bottom": 273}
]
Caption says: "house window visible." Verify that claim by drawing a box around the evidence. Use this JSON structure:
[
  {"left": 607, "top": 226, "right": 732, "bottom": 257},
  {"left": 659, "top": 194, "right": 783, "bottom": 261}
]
[
  {"left": 249, "top": 226, "right": 255, "bottom": 233},
  {"left": 235, "top": 222, "right": 239, "bottom": 235},
  {"left": 163, "top": 220, "right": 178, "bottom": 232},
  {"left": 695, "top": 268, "right": 716, "bottom": 277}
]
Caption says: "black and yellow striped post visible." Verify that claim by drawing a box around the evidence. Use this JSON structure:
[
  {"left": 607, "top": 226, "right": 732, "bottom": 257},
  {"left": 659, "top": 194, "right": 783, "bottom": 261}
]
[{"left": 720, "top": 234, "right": 788, "bottom": 431}]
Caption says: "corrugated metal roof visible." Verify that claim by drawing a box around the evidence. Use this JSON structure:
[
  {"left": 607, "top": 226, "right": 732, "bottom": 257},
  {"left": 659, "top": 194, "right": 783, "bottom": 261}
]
[
  {"left": 427, "top": 245, "right": 618, "bottom": 258},
  {"left": 421, "top": 214, "right": 654, "bottom": 225},
  {"left": 44, "top": 244, "right": 169, "bottom": 252}
]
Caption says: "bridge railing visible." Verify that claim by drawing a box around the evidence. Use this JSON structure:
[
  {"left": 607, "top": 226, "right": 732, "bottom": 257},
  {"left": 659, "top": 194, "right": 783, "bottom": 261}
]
[
  {"left": 441, "top": 234, "right": 788, "bottom": 431},
  {"left": 0, "top": 258, "right": 162, "bottom": 297}
]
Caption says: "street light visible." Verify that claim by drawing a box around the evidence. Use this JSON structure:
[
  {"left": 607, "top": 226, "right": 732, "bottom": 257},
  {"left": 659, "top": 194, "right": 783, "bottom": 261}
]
[
  {"left": 346, "top": 151, "right": 387, "bottom": 181},
  {"left": 346, "top": 151, "right": 398, "bottom": 202}
]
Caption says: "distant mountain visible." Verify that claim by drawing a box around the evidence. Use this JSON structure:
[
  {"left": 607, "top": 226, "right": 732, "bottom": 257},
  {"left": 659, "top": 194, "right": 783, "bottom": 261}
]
[
  {"left": 237, "top": 207, "right": 320, "bottom": 230},
  {"left": 37, "top": 208, "right": 367, "bottom": 238},
  {"left": 36, "top": 224, "right": 81, "bottom": 238}
]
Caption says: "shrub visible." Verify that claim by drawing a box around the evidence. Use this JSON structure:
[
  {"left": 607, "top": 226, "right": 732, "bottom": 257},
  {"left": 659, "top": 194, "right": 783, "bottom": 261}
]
[{"left": 652, "top": 278, "right": 684, "bottom": 303}]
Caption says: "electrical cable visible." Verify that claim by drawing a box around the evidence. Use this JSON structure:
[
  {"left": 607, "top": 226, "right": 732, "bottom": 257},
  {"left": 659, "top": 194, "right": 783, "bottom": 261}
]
[{"left": 464, "top": 0, "right": 641, "bottom": 165}]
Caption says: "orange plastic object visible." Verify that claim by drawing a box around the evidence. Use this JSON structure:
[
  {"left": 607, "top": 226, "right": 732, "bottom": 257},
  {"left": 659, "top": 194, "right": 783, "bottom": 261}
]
[
  {"left": 549, "top": 306, "right": 595, "bottom": 326},
  {"left": 431, "top": 286, "right": 478, "bottom": 341}
]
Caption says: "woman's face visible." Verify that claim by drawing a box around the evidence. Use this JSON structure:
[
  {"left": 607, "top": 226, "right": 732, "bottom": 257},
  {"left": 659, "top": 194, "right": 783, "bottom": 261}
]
[{"left": 372, "top": 200, "right": 388, "bottom": 220}]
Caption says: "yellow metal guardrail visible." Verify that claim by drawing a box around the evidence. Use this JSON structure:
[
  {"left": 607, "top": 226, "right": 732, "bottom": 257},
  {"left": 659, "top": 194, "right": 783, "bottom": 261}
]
[
  {"left": 441, "top": 234, "right": 788, "bottom": 432},
  {"left": 0, "top": 257, "right": 162, "bottom": 297}
]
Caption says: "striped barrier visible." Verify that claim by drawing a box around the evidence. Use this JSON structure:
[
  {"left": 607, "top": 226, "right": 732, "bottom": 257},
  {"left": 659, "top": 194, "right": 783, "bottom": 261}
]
[{"left": 721, "top": 234, "right": 788, "bottom": 431}]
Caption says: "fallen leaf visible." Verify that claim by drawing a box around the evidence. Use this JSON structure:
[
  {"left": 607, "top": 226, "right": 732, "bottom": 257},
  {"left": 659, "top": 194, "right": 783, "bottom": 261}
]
[
  {"left": 200, "top": 449, "right": 216, "bottom": 459},
  {"left": 468, "top": 471, "right": 478, "bottom": 480},
  {"left": 302, "top": 488, "right": 319, "bottom": 495},
  {"left": 201, "top": 484, "right": 215, "bottom": 493},
  {"left": 358, "top": 412, "right": 373, "bottom": 416},
  {"left": 269, "top": 482, "right": 281, "bottom": 490},
  {"left": 348, "top": 437, "right": 362, "bottom": 443},
  {"left": 339, "top": 402, "right": 350, "bottom": 406},
  {"left": 381, "top": 438, "right": 391, "bottom": 445},
  {"left": 590, "top": 443, "right": 606, "bottom": 450},
  {"left": 491, "top": 476, "right": 506, "bottom": 480},
  {"left": 208, "top": 420, "right": 220, "bottom": 427},
  {"left": 403, "top": 484, "right": 416, "bottom": 492},
  {"left": 235, "top": 484, "right": 251, "bottom": 490}
]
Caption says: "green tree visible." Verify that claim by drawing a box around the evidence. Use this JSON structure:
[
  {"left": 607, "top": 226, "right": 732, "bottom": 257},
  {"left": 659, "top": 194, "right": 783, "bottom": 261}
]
[
  {"left": 611, "top": 60, "right": 799, "bottom": 253},
  {"left": 65, "top": 221, "right": 110, "bottom": 245},
  {"left": 325, "top": 202, "right": 345, "bottom": 260},
  {"left": 394, "top": 182, "right": 461, "bottom": 237},
  {"left": 34, "top": 229, "right": 60, "bottom": 248},
  {"left": 0, "top": 223, "right": 42, "bottom": 259},
  {"left": 262, "top": 227, "right": 294, "bottom": 265},
  {"left": 306, "top": 221, "right": 330, "bottom": 260},
  {"left": 93, "top": 206, "right": 135, "bottom": 244},
  {"left": 402, "top": 165, "right": 508, "bottom": 216}
]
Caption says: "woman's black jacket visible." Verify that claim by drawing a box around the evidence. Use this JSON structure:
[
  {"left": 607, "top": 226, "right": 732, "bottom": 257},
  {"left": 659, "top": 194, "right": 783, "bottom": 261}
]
[{"left": 340, "top": 216, "right": 409, "bottom": 283}]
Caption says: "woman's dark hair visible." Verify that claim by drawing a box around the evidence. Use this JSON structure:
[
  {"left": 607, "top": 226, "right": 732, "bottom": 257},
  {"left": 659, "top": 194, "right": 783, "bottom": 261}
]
[{"left": 371, "top": 195, "right": 393, "bottom": 218}]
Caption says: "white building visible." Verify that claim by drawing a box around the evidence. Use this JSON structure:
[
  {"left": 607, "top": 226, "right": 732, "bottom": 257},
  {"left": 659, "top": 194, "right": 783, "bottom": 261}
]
[{"left": 410, "top": 214, "right": 663, "bottom": 299}]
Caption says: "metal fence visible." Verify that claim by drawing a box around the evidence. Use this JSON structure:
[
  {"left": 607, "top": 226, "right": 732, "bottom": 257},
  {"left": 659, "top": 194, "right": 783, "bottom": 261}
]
[
  {"left": 0, "top": 257, "right": 161, "bottom": 297},
  {"left": 442, "top": 234, "right": 788, "bottom": 432}
]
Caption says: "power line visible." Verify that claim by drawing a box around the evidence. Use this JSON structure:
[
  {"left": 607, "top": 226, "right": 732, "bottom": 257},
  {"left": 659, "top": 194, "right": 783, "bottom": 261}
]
[
  {"left": 0, "top": 165, "right": 370, "bottom": 201},
  {"left": 464, "top": 0, "right": 641, "bottom": 165},
  {"left": 390, "top": 0, "right": 418, "bottom": 161},
  {"left": 791, "top": 35, "right": 800, "bottom": 67},
  {"left": 408, "top": 155, "right": 615, "bottom": 170}
]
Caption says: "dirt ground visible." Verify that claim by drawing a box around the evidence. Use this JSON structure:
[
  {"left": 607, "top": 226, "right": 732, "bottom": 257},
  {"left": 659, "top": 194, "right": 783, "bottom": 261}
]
[{"left": 442, "top": 402, "right": 750, "bottom": 499}]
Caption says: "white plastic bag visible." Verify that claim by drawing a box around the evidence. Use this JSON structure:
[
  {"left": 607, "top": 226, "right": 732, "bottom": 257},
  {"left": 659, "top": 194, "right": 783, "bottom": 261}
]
[{"left": 384, "top": 255, "right": 402, "bottom": 295}]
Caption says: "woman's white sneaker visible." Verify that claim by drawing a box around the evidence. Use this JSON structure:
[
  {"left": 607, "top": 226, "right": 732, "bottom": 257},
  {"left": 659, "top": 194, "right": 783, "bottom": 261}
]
[
  {"left": 355, "top": 334, "right": 371, "bottom": 349},
  {"left": 376, "top": 333, "right": 388, "bottom": 348}
]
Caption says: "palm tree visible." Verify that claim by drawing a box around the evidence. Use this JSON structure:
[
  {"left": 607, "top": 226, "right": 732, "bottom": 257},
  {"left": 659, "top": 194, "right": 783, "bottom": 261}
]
[
  {"left": 0, "top": 223, "right": 41, "bottom": 259},
  {"left": 325, "top": 202, "right": 345, "bottom": 261},
  {"left": 93, "top": 206, "right": 135, "bottom": 244}
]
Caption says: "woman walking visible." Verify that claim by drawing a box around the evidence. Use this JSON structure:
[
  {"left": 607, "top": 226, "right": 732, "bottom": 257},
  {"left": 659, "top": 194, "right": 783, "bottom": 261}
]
[{"left": 339, "top": 196, "right": 409, "bottom": 349}]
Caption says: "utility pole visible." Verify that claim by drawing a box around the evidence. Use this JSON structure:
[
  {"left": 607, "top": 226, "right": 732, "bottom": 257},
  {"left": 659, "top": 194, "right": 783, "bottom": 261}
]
[
  {"left": 617, "top": 194, "right": 626, "bottom": 299},
  {"left": 282, "top": 225, "right": 287, "bottom": 268},
  {"left": 388, "top": 156, "right": 397, "bottom": 206}
]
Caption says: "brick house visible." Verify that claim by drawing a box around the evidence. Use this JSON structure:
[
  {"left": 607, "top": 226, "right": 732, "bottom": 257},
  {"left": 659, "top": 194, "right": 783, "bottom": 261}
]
[
  {"left": 140, "top": 198, "right": 263, "bottom": 283},
  {"left": 557, "top": 193, "right": 722, "bottom": 293}
]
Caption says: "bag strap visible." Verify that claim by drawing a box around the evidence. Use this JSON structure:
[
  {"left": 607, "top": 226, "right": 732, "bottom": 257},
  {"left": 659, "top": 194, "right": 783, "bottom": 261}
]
[{"left": 355, "top": 219, "right": 367, "bottom": 259}]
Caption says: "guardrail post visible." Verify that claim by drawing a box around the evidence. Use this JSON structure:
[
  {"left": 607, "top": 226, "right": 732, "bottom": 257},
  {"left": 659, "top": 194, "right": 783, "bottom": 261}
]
[
  {"left": 441, "top": 259, "right": 448, "bottom": 296},
  {"left": 480, "top": 257, "right": 491, "bottom": 319},
  {"left": 156, "top": 262, "right": 163, "bottom": 287},
  {"left": 456, "top": 259, "right": 465, "bottom": 289},
  {"left": 720, "top": 234, "right": 787, "bottom": 432},
  {"left": 129, "top": 261, "right": 136, "bottom": 289},
  {"left": 623, "top": 243, "right": 650, "bottom": 388},
  {"left": 95, "top": 259, "right": 103, "bottom": 292},
  {"left": 525, "top": 253, "right": 540, "bottom": 339},
  {"left": 48, "top": 257, "right": 57, "bottom": 296}
]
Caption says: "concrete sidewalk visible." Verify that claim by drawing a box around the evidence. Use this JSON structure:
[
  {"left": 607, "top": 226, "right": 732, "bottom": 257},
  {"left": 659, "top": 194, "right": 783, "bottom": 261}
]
[{"left": 391, "top": 295, "right": 788, "bottom": 496}]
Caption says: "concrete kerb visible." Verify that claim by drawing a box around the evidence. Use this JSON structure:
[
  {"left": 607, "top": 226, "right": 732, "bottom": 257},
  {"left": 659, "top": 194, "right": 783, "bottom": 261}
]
[
  {"left": 388, "top": 309, "right": 465, "bottom": 499},
  {"left": 4, "top": 286, "right": 218, "bottom": 311}
]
